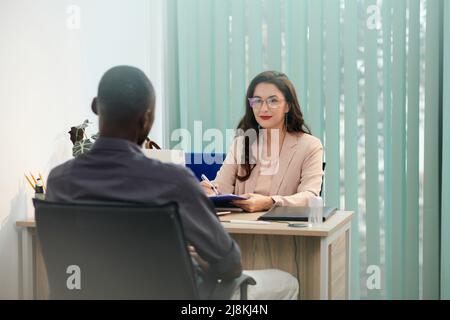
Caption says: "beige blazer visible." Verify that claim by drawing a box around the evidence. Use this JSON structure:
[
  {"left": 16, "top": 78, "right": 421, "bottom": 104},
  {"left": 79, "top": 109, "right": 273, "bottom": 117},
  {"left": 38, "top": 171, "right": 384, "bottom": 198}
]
[{"left": 213, "top": 132, "right": 324, "bottom": 207}]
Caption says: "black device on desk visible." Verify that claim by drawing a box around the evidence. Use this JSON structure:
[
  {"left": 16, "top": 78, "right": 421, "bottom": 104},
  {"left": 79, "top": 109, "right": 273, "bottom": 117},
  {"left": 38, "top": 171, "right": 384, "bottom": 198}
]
[{"left": 258, "top": 206, "right": 337, "bottom": 222}]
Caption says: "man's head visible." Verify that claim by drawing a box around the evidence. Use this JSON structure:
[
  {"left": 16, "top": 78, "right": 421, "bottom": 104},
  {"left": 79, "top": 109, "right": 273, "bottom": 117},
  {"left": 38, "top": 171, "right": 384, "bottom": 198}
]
[{"left": 92, "top": 66, "right": 155, "bottom": 145}]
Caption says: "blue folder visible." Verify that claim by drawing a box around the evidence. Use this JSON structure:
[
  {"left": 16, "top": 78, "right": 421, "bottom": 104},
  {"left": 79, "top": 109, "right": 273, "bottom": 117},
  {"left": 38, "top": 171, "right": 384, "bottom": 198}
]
[
  {"left": 185, "top": 153, "right": 226, "bottom": 181},
  {"left": 208, "top": 194, "right": 248, "bottom": 204}
]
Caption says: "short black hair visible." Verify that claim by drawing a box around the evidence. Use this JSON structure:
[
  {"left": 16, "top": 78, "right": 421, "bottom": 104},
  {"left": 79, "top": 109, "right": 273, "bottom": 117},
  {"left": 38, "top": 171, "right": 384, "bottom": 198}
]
[{"left": 97, "top": 66, "right": 155, "bottom": 126}]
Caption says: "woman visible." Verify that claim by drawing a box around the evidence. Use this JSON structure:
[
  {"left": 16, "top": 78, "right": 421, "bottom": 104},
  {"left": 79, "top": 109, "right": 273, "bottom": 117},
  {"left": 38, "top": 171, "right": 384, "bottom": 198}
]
[{"left": 201, "top": 71, "right": 324, "bottom": 212}]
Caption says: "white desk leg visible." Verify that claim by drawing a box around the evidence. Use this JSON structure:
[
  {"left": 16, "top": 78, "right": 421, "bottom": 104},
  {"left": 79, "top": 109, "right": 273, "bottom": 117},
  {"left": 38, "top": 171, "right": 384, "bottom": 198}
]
[
  {"left": 320, "top": 222, "right": 352, "bottom": 300},
  {"left": 320, "top": 237, "right": 329, "bottom": 300},
  {"left": 346, "top": 226, "right": 352, "bottom": 300},
  {"left": 21, "top": 228, "right": 34, "bottom": 300}
]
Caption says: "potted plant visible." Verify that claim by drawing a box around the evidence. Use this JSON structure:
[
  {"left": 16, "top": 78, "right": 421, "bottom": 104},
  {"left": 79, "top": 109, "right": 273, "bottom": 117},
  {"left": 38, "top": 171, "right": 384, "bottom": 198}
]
[
  {"left": 69, "top": 119, "right": 162, "bottom": 157},
  {"left": 68, "top": 119, "right": 98, "bottom": 157}
]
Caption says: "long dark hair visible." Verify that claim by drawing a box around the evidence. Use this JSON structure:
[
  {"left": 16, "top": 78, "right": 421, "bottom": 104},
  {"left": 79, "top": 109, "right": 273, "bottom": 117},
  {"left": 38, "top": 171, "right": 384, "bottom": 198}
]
[{"left": 236, "top": 71, "right": 311, "bottom": 182}]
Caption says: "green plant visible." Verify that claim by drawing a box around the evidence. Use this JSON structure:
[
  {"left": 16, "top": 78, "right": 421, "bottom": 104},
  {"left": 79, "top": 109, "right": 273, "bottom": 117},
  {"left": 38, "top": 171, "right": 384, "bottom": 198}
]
[{"left": 69, "top": 120, "right": 98, "bottom": 157}]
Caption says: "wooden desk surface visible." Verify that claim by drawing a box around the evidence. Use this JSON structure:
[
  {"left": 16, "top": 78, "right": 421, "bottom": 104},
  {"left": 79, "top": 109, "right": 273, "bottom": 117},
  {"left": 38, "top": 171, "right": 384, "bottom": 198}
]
[
  {"left": 220, "top": 211, "right": 352, "bottom": 237},
  {"left": 16, "top": 211, "right": 353, "bottom": 237}
]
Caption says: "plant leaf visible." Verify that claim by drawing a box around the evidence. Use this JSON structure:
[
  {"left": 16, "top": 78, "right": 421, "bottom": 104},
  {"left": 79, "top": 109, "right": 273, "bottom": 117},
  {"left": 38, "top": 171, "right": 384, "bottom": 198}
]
[{"left": 72, "top": 139, "right": 93, "bottom": 157}]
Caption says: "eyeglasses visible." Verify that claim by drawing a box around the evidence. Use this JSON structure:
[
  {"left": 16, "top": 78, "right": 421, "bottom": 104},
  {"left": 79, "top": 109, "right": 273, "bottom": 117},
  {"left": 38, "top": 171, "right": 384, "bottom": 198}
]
[{"left": 248, "top": 97, "right": 285, "bottom": 109}]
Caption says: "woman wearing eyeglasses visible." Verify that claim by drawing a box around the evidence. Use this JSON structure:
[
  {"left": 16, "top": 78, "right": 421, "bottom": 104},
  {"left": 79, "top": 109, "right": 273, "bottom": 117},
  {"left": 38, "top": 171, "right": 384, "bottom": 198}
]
[{"left": 201, "top": 71, "right": 324, "bottom": 212}]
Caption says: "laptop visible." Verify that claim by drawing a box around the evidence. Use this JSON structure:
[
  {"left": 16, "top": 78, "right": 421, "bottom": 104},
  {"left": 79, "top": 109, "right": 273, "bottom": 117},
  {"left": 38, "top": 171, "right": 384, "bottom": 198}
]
[
  {"left": 142, "top": 149, "right": 186, "bottom": 166},
  {"left": 258, "top": 206, "right": 337, "bottom": 222}
]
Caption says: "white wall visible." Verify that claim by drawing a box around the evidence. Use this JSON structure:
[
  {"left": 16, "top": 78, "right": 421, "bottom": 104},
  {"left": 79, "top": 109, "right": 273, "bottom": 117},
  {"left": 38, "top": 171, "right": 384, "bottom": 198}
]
[{"left": 0, "top": 0, "right": 164, "bottom": 299}]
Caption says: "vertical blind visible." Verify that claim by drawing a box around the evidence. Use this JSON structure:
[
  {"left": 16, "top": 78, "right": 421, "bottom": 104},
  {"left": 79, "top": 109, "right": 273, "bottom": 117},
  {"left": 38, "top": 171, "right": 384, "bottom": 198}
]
[
  {"left": 166, "top": 0, "right": 447, "bottom": 299},
  {"left": 441, "top": 0, "right": 450, "bottom": 301}
]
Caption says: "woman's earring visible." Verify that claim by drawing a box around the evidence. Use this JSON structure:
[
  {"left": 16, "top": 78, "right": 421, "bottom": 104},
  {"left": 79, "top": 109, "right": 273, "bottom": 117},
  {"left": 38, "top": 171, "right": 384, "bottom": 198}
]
[{"left": 285, "top": 114, "right": 288, "bottom": 129}]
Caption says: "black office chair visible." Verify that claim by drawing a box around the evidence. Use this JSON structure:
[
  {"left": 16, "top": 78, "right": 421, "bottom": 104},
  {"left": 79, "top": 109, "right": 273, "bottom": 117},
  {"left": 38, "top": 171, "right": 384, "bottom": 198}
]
[
  {"left": 33, "top": 199, "right": 255, "bottom": 300},
  {"left": 320, "top": 162, "right": 326, "bottom": 197}
]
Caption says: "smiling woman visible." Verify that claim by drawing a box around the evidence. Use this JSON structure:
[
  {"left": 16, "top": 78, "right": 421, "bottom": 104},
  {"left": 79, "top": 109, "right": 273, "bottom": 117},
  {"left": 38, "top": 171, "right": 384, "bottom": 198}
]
[{"left": 200, "top": 71, "right": 324, "bottom": 212}]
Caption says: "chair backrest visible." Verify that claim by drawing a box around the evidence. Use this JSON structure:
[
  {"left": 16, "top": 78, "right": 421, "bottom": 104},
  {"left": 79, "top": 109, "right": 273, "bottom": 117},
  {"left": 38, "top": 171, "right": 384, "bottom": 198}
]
[
  {"left": 185, "top": 153, "right": 226, "bottom": 181},
  {"left": 320, "top": 162, "right": 326, "bottom": 197},
  {"left": 33, "top": 199, "right": 199, "bottom": 299}
]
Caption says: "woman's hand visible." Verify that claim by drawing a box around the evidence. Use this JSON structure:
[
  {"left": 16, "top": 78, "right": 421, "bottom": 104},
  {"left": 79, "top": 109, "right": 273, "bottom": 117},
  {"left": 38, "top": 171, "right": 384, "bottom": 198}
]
[
  {"left": 232, "top": 193, "right": 275, "bottom": 213},
  {"left": 200, "top": 181, "right": 219, "bottom": 196}
]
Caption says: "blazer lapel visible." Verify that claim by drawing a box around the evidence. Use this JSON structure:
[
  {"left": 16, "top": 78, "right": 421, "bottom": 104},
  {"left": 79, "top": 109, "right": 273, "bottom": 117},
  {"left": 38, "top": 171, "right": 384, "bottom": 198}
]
[
  {"left": 244, "top": 141, "right": 260, "bottom": 194},
  {"left": 269, "top": 132, "right": 298, "bottom": 195}
]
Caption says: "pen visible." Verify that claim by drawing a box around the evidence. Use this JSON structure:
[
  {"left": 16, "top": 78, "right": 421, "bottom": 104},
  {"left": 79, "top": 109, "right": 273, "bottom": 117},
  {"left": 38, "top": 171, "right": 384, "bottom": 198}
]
[
  {"left": 39, "top": 173, "right": 46, "bottom": 193},
  {"left": 24, "top": 174, "right": 35, "bottom": 190},
  {"left": 222, "top": 220, "right": 272, "bottom": 225},
  {"left": 30, "top": 173, "right": 38, "bottom": 185},
  {"left": 201, "top": 174, "right": 219, "bottom": 195}
]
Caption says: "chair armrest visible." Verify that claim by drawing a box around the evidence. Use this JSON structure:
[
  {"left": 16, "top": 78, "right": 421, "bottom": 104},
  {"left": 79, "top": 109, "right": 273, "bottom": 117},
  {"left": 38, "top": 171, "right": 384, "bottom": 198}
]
[{"left": 209, "top": 274, "right": 257, "bottom": 300}]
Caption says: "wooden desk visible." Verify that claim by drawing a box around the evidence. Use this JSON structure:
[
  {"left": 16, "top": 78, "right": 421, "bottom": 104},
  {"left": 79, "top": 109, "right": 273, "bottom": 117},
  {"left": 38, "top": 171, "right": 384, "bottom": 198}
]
[
  {"left": 16, "top": 211, "right": 353, "bottom": 300},
  {"left": 219, "top": 211, "right": 353, "bottom": 300}
]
